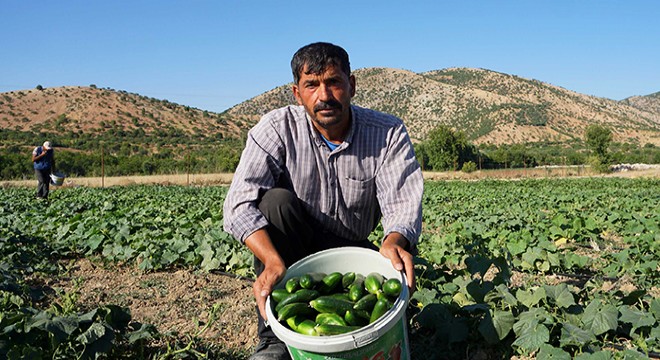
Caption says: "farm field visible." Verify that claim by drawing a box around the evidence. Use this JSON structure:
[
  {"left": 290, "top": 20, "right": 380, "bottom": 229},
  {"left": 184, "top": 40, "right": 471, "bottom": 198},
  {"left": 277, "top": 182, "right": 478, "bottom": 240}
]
[{"left": 1, "top": 177, "right": 659, "bottom": 359}]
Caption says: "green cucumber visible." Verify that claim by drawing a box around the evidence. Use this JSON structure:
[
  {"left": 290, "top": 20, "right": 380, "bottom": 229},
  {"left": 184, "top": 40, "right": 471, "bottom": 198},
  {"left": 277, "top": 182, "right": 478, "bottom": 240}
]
[
  {"left": 329, "top": 292, "right": 351, "bottom": 301},
  {"left": 382, "top": 278, "right": 403, "bottom": 298},
  {"left": 286, "top": 316, "right": 317, "bottom": 336},
  {"left": 285, "top": 277, "right": 301, "bottom": 293},
  {"left": 275, "top": 289, "right": 320, "bottom": 313},
  {"left": 309, "top": 296, "right": 354, "bottom": 315},
  {"left": 364, "top": 272, "right": 385, "bottom": 295},
  {"left": 341, "top": 272, "right": 356, "bottom": 289},
  {"left": 318, "top": 272, "right": 343, "bottom": 294},
  {"left": 315, "top": 312, "right": 347, "bottom": 326},
  {"left": 271, "top": 288, "right": 290, "bottom": 303},
  {"left": 300, "top": 272, "right": 326, "bottom": 289},
  {"left": 353, "top": 293, "right": 378, "bottom": 311},
  {"left": 344, "top": 310, "right": 369, "bottom": 326},
  {"left": 348, "top": 280, "right": 365, "bottom": 302},
  {"left": 369, "top": 298, "right": 391, "bottom": 324},
  {"left": 277, "top": 302, "right": 316, "bottom": 321},
  {"left": 315, "top": 324, "right": 361, "bottom": 336}
]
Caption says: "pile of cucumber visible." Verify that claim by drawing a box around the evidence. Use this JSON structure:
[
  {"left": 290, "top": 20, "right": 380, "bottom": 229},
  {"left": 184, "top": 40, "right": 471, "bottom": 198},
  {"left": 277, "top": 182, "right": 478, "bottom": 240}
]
[{"left": 271, "top": 271, "right": 403, "bottom": 336}]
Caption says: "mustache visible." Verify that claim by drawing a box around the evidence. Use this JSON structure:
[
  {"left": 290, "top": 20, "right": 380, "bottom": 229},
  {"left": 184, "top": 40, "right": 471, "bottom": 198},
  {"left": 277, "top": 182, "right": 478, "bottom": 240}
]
[{"left": 313, "top": 100, "right": 342, "bottom": 113}]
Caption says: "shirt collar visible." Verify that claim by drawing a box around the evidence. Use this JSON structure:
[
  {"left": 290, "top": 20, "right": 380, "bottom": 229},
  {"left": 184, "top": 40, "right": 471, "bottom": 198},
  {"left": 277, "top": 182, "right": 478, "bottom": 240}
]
[{"left": 306, "top": 105, "right": 356, "bottom": 151}]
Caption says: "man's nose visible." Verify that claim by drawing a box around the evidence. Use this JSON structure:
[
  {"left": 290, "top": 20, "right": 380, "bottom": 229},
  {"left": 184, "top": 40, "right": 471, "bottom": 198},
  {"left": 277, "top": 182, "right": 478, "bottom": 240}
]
[{"left": 317, "top": 84, "right": 332, "bottom": 101}]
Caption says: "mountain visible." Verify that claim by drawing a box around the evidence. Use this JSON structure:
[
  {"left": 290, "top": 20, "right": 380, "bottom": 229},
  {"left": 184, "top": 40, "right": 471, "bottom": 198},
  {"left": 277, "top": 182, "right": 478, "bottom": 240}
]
[
  {"left": 228, "top": 67, "right": 660, "bottom": 146},
  {"left": 621, "top": 91, "right": 660, "bottom": 115},
  {"left": 2, "top": 69, "right": 659, "bottom": 147},
  {"left": 0, "top": 86, "right": 248, "bottom": 139}
]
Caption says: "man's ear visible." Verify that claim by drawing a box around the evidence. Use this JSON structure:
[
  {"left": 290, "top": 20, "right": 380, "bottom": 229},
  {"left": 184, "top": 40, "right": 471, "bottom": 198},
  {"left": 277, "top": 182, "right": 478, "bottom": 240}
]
[
  {"left": 349, "top": 74, "right": 356, "bottom": 98},
  {"left": 292, "top": 85, "right": 303, "bottom": 105}
]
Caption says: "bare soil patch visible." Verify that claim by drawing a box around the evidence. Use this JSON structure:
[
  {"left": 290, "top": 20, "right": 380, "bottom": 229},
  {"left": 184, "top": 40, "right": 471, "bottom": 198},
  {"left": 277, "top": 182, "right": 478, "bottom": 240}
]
[{"left": 51, "top": 259, "right": 259, "bottom": 355}]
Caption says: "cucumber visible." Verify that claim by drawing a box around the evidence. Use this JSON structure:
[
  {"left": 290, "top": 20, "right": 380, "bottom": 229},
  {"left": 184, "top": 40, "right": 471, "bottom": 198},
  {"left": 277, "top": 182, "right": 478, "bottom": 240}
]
[
  {"left": 277, "top": 302, "right": 316, "bottom": 321},
  {"left": 296, "top": 319, "right": 318, "bottom": 336},
  {"left": 315, "top": 324, "right": 361, "bottom": 336},
  {"left": 364, "top": 272, "right": 385, "bottom": 294},
  {"left": 382, "top": 278, "right": 403, "bottom": 298},
  {"left": 271, "top": 288, "right": 290, "bottom": 303},
  {"left": 285, "top": 276, "right": 301, "bottom": 293},
  {"left": 344, "top": 310, "right": 369, "bottom": 326},
  {"left": 300, "top": 272, "right": 326, "bottom": 289},
  {"left": 318, "top": 272, "right": 343, "bottom": 294},
  {"left": 275, "top": 289, "right": 320, "bottom": 313},
  {"left": 309, "top": 296, "right": 354, "bottom": 315},
  {"left": 286, "top": 316, "right": 317, "bottom": 336},
  {"left": 285, "top": 315, "right": 306, "bottom": 332},
  {"left": 353, "top": 293, "right": 378, "bottom": 311},
  {"left": 369, "top": 298, "right": 391, "bottom": 324},
  {"left": 328, "top": 292, "right": 351, "bottom": 301},
  {"left": 315, "top": 313, "right": 347, "bottom": 326},
  {"left": 341, "top": 272, "right": 356, "bottom": 289},
  {"left": 348, "top": 283, "right": 365, "bottom": 302}
]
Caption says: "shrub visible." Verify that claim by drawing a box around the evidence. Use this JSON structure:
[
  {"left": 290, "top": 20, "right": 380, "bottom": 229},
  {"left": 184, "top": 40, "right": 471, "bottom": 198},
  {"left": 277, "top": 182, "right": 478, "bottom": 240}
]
[{"left": 461, "top": 161, "right": 477, "bottom": 173}]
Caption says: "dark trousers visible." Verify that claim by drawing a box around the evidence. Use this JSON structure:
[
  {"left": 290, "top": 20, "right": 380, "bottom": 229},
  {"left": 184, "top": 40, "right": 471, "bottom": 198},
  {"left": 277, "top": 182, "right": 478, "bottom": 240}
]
[
  {"left": 35, "top": 169, "right": 51, "bottom": 199},
  {"left": 255, "top": 188, "right": 378, "bottom": 341}
]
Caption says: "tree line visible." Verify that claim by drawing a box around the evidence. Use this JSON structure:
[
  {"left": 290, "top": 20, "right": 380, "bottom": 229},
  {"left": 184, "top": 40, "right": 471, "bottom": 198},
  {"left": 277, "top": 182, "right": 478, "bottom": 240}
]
[
  {"left": 414, "top": 124, "right": 660, "bottom": 172},
  {"left": 1, "top": 125, "right": 658, "bottom": 181}
]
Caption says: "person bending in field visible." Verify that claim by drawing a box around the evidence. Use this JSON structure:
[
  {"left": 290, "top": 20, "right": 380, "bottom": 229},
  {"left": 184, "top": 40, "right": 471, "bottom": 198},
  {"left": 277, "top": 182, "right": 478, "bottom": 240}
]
[{"left": 222, "top": 42, "right": 423, "bottom": 360}]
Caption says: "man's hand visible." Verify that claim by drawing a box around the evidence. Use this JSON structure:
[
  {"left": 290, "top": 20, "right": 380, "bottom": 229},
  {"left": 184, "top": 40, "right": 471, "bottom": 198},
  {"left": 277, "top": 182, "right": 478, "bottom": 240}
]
[
  {"left": 252, "top": 258, "right": 286, "bottom": 320},
  {"left": 244, "top": 229, "right": 286, "bottom": 320},
  {"left": 380, "top": 233, "right": 415, "bottom": 293}
]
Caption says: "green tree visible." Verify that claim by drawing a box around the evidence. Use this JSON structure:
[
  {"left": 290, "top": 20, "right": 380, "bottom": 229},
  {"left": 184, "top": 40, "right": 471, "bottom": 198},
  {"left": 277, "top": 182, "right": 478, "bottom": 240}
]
[
  {"left": 585, "top": 124, "right": 612, "bottom": 160},
  {"left": 424, "top": 125, "right": 471, "bottom": 171}
]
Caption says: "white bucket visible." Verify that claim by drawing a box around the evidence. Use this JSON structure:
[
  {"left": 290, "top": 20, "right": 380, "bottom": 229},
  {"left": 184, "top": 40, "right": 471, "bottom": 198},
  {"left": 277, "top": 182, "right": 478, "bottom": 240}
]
[
  {"left": 266, "top": 247, "right": 411, "bottom": 360},
  {"left": 50, "top": 173, "right": 65, "bottom": 186}
]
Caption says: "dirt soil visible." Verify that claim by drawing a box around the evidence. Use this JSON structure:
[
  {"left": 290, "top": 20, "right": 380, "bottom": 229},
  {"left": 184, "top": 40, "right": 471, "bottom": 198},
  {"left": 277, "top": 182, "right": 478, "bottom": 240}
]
[{"left": 52, "top": 259, "right": 259, "bottom": 355}]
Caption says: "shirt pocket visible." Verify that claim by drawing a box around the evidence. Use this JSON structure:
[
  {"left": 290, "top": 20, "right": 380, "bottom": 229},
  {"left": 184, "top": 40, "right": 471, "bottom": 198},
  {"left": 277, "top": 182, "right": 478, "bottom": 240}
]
[{"left": 339, "top": 175, "right": 377, "bottom": 220}]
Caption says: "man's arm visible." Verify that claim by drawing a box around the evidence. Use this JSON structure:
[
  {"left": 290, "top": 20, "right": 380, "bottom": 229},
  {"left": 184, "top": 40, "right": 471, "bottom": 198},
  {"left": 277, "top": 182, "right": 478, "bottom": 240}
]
[
  {"left": 244, "top": 229, "right": 286, "bottom": 320},
  {"left": 376, "top": 122, "right": 423, "bottom": 293},
  {"left": 380, "top": 232, "right": 415, "bottom": 293}
]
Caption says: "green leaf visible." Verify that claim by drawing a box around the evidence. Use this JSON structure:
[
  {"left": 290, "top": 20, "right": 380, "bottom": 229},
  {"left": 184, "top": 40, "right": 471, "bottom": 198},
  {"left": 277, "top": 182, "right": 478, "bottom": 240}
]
[
  {"left": 512, "top": 319, "right": 549, "bottom": 353},
  {"left": 582, "top": 299, "right": 618, "bottom": 336},
  {"left": 537, "top": 343, "right": 571, "bottom": 360},
  {"left": 574, "top": 351, "right": 613, "bottom": 360},
  {"left": 618, "top": 305, "right": 655, "bottom": 331},
  {"left": 559, "top": 323, "right": 595, "bottom": 347},
  {"left": 466, "top": 279, "right": 494, "bottom": 303},
  {"left": 517, "top": 287, "right": 547, "bottom": 308},
  {"left": 479, "top": 310, "right": 514, "bottom": 344},
  {"left": 649, "top": 298, "right": 660, "bottom": 320},
  {"left": 127, "top": 323, "right": 158, "bottom": 344},
  {"left": 412, "top": 288, "right": 438, "bottom": 308},
  {"left": 414, "top": 303, "right": 468, "bottom": 344},
  {"left": 76, "top": 322, "right": 114, "bottom": 358},
  {"left": 465, "top": 255, "right": 492, "bottom": 277},
  {"left": 544, "top": 284, "right": 576, "bottom": 308}
]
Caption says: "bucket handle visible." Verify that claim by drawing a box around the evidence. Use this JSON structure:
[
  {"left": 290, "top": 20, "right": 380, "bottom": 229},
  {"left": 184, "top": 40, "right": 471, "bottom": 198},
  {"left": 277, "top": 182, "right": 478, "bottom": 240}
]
[{"left": 353, "top": 330, "right": 380, "bottom": 347}]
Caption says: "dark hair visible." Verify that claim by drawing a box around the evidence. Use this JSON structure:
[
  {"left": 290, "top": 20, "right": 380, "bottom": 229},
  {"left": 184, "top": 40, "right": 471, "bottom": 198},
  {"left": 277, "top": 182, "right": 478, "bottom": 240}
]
[{"left": 291, "top": 42, "right": 351, "bottom": 84}]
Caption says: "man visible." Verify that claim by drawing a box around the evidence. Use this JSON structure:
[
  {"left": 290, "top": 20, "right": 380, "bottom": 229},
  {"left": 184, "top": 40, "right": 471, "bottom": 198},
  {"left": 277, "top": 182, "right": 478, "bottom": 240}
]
[
  {"left": 223, "top": 42, "right": 423, "bottom": 360},
  {"left": 32, "top": 141, "right": 55, "bottom": 199}
]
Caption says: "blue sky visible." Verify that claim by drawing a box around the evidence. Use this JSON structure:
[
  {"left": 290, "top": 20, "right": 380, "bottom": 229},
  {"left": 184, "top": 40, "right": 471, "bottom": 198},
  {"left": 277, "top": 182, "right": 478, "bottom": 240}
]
[{"left": 1, "top": 1, "right": 658, "bottom": 113}]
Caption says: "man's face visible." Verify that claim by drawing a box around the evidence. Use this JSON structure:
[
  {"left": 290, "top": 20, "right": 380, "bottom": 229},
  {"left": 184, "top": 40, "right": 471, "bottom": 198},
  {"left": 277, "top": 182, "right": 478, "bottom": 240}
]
[{"left": 292, "top": 64, "right": 355, "bottom": 130}]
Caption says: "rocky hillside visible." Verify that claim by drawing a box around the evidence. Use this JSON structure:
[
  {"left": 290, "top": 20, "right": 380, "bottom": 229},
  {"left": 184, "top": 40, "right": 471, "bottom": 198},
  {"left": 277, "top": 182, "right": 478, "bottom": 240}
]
[
  {"left": 0, "top": 86, "right": 248, "bottom": 139},
  {"left": 228, "top": 67, "right": 660, "bottom": 146},
  {"left": 2, "top": 69, "right": 659, "bottom": 146}
]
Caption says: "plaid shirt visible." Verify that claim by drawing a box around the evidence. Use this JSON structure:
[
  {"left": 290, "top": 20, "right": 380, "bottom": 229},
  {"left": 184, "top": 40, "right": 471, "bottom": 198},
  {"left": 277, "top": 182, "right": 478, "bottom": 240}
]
[{"left": 222, "top": 105, "right": 423, "bottom": 247}]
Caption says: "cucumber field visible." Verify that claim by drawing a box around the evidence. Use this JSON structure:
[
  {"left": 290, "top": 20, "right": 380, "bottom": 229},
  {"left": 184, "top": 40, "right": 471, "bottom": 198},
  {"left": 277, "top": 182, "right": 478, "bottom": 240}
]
[{"left": 1, "top": 176, "right": 659, "bottom": 359}]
